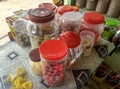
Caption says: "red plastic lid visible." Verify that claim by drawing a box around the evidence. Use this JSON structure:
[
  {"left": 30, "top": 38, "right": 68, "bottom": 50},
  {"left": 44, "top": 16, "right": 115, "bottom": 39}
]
[
  {"left": 38, "top": 3, "right": 56, "bottom": 11},
  {"left": 29, "top": 48, "right": 40, "bottom": 62},
  {"left": 59, "top": 31, "right": 80, "bottom": 48},
  {"left": 29, "top": 8, "right": 55, "bottom": 23},
  {"left": 84, "top": 12, "right": 104, "bottom": 24},
  {"left": 57, "top": 5, "right": 75, "bottom": 15},
  {"left": 39, "top": 40, "right": 68, "bottom": 61}
]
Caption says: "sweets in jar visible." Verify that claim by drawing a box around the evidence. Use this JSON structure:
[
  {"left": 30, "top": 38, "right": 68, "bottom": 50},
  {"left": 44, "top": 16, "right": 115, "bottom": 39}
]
[{"left": 39, "top": 40, "right": 68, "bottom": 86}]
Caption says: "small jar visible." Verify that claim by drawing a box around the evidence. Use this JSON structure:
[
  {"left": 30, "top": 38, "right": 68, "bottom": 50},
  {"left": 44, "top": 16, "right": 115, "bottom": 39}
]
[
  {"left": 59, "top": 12, "right": 82, "bottom": 34},
  {"left": 27, "top": 8, "right": 57, "bottom": 49},
  {"left": 59, "top": 31, "right": 82, "bottom": 67},
  {"left": 13, "top": 19, "right": 30, "bottom": 47},
  {"left": 80, "top": 30, "right": 95, "bottom": 57},
  {"left": 80, "top": 12, "right": 105, "bottom": 44},
  {"left": 39, "top": 40, "right": 68, "bottom": 86},
  {"left": 29, "top": 48, "right": 42, "bottom": 75}
]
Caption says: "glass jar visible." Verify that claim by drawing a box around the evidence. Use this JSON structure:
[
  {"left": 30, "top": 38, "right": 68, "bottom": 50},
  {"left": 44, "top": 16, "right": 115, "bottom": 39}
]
[
  {"left": 29, "top": 48, "right": 42, "bottom": 75},
  {"left": 80, "top": 30, "right": 95, "bottom": 57},
  {"left": 38, "top": 3, "right": 56, "bottom": 12},
  {"left": 27, "top": 8, "right": 57, "bottom": 49},
  {"left": 59, "top": 12, "right": 82, "bottom": 34},
  {"left": 39, "top": 40, "right": 68, "bottom": 86},
  {"left": 80, "top": 12, "right": 105, "bottom": 44},
  {"left": 59, "top": 31, "right": 82, "bottom": 67},
  {"left": 13, "top": 19, "right": 31, "bottom": 47},
  {"left": 102, "top": 18, "right": 118, "bottom": 41}
]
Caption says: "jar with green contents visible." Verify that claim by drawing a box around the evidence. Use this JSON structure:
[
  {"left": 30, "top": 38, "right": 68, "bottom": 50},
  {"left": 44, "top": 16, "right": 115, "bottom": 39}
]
[
  {"left": 27, "top": 8, "right": 57, "bottom": 49},
  {"left": 102, "top": 18, "right": 118, "bottom": 41}
]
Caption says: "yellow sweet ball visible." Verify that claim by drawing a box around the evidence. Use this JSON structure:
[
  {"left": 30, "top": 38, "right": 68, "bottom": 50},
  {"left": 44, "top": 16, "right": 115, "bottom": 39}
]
[
  {"left": 15, "top": 66, "right": 26, "bottom": 76},
  {"left": 22, "top": 81, "right": 33, "bottom": 89}
]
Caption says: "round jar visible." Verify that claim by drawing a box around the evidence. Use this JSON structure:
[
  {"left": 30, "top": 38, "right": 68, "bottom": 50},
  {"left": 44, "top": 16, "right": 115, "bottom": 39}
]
[
  {"left": 29, "top": 48, "right": 42, "bottom": 75},
  {"left": 80, "top": 12, "right": 105, "bottom": 44},
  {"left": 59, "top": 12, "right": 82, "bottom": 34},
  {"left": 59, "top": 31, "right": 82, "bottom": 67},
  {"left": 27, "top": 8, "right": 57, "bottom": 49},
  {"left": 39, "top": 40, "right": 68, "bottom": 86}
]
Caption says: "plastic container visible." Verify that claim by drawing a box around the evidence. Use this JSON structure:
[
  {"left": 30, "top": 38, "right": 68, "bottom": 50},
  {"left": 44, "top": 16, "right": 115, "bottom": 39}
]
[
  {"left": 80, "top": 30, "right": 95, "bottom": 57},
  {"left": 80, "top": 12, "right": 105, "bottom": 44},
  {"left": 27, "top": 8, "right": 57, "bottom": 49},
  {"left": 59, "top": 31, "right": 82, "bottom": 67},
  {"left": 59, "top": 12, "right": 82, "bottom": 34},
  {"left": 0, "top": 62, "right": 35, "bottom": 89},
  {"left": 38, "top": 3, "right": 56, "bottom": 12},
  {"left": 29, "top": 48, "right": 42, "bottom": 75},
  {"left": 39, "top": 40, "right": 68, "bottom": 86},
  {"left": 102, "top": 18, "right": 118, "bottom": 41},
  {"left": 13, "top": 19, "right": 31, "bottom": 47}
]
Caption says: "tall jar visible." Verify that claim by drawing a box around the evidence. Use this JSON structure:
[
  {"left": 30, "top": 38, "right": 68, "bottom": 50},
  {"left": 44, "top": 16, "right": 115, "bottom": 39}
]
[
  {"left": 27, "top": 8, "right": 57, "bottom": 49},
  {"left": 39, "top": 40, "right": 68, "bottom": 86},
  {"left": 59, "top": 12, "right": 83, "bottom": 34},
  {"left": 13, "top": 19, "right": 30, "bottom": 47},
  {"left": 59, "top": 31, "right": 82, "bottom": 67},
  {"left": 80, "top": 12, "right": 105, "bottom": 44},
  {"left": 29, "top": 48, "right": 42, "bottom": 75}
]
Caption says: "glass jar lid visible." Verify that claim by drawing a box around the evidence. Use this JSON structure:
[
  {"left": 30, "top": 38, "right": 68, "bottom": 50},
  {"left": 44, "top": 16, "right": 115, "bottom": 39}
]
[
  {"left": 29, "top": 8, "right": 55, "bottom": 23},
  {"left": 84, "top": 12, "right": 104, "bottom": 24},
  {"left": 59, "top": 31, "right": 80, "bottom": 48},
  {"left": 38, "top": 3, "right": 56, "bottom": 11},
  {"left": 39, "top": 40, "right": 68, "bottom": 61},
  {"left": 29, "top": 48, "right": 40, "bottom": 62}
]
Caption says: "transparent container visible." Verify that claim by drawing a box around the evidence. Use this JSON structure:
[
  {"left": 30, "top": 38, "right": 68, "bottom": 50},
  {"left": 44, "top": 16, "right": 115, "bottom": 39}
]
[
  {"left": 59, "top": 12, "right": 82, "bottom": 34},
  {"left": 80, "top": 30, "right": 95, "bottom": 57},
  {"left": 80, "top": 12, "right": 105, "bottom": 44},
  {"left": 0, "top": 62, "right": 35, "bottom": 89},
  {"left": 29, "top": 48, "right": 42, "bottom": 75},
  {"left": 39, "top": 40, "right": 68, "bottom": 86},
  {"left": 59, "top": 31, "right": 82, "bottom": 67},
  {"left": 13, "top": 19, "right": 31, "bottom": 47},
  {"left": 27, "top": 8, "right": 57, "bottom": 49}
]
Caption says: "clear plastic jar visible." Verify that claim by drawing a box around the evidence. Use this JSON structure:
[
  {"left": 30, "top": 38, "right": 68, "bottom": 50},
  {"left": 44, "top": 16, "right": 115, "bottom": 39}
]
[
  {"left": 29, "top": 48, "right": 42, "bottom": 75},
  {"left": 80, "top": 30, "right": 95, "bottom": 57},
  {"left": 13, "top": 19, "right": 30, "bottom": 47},
  {"left": 27, "top": 8, "right": 57, "bottom": 49},
  {"left": 39, "top": 40, "right": 68, "bottom": 86},
  {"left": 59, "top": 12, "right": 82, "bottom": 34},
  {"left": 59, "top": 31, "right": 82, "bottom": 67},
  {"left": 80, "top": 12, "right": 105, "bottom": 44}
]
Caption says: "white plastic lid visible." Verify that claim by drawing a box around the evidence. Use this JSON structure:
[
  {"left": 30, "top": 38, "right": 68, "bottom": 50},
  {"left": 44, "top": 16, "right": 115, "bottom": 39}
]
[{"left": 61, "top": 12, "right": 83, "bottom": 22}]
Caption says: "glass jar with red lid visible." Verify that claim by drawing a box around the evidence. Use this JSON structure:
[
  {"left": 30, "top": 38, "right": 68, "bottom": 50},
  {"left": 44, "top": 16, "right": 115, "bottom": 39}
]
[
  {"left": 80, "top": 12, "right": 105, "bottom": 44},
  {"left": 29, "top": 48, "right": 42, "bottom": 75},
  {"left": 39, "top": 40, "right": 68, "bottom": 86},
  {"left": 59, "top": 31, "right": 82, "bottom": 67},
  {"left": 27, "top": 8, "right": 57, "bottom": 49}
]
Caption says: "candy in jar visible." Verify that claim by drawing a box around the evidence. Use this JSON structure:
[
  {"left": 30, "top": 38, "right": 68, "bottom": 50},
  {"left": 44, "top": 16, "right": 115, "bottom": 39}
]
[
  {"left": 27, "top": 8, "right": 57, "bottom": 49},
  {"left": 80, "top": 30, "right": 95, "bottom": 57},
  {"left": 29, "top": 48, "right": 42, "bottom": 75},
  {"left": 59, "top": 12, "right": 82, "bottom": 34},
  {"left": 39, "top": 40, "right": 68, "bottom": 86},
  {"left": 59, "top": 31, "right": 82, "bottom": 67}
]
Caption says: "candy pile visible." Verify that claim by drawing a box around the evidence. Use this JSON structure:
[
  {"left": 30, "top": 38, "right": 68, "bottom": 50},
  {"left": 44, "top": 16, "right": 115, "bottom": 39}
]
[{"left": 43, "top": 62, "right": 65, "bottom": 86}]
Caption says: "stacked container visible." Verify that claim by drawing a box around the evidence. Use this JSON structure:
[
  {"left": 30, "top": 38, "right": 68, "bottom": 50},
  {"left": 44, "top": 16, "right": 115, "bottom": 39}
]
[{"left": 39, "top": 40, "right": 68, "bottom": 86}]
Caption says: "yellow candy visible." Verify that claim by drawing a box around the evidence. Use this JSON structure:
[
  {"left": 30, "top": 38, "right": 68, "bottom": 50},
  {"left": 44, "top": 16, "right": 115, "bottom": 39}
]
[
  {"left": 22, "top": 81, "right": 33, "bottom": 89},
  {"left": 15, "top": 66, "right": 26, "bottom": 76},
  {"left": 13, "top": 76, "right": 24, "bottom": 86}
]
